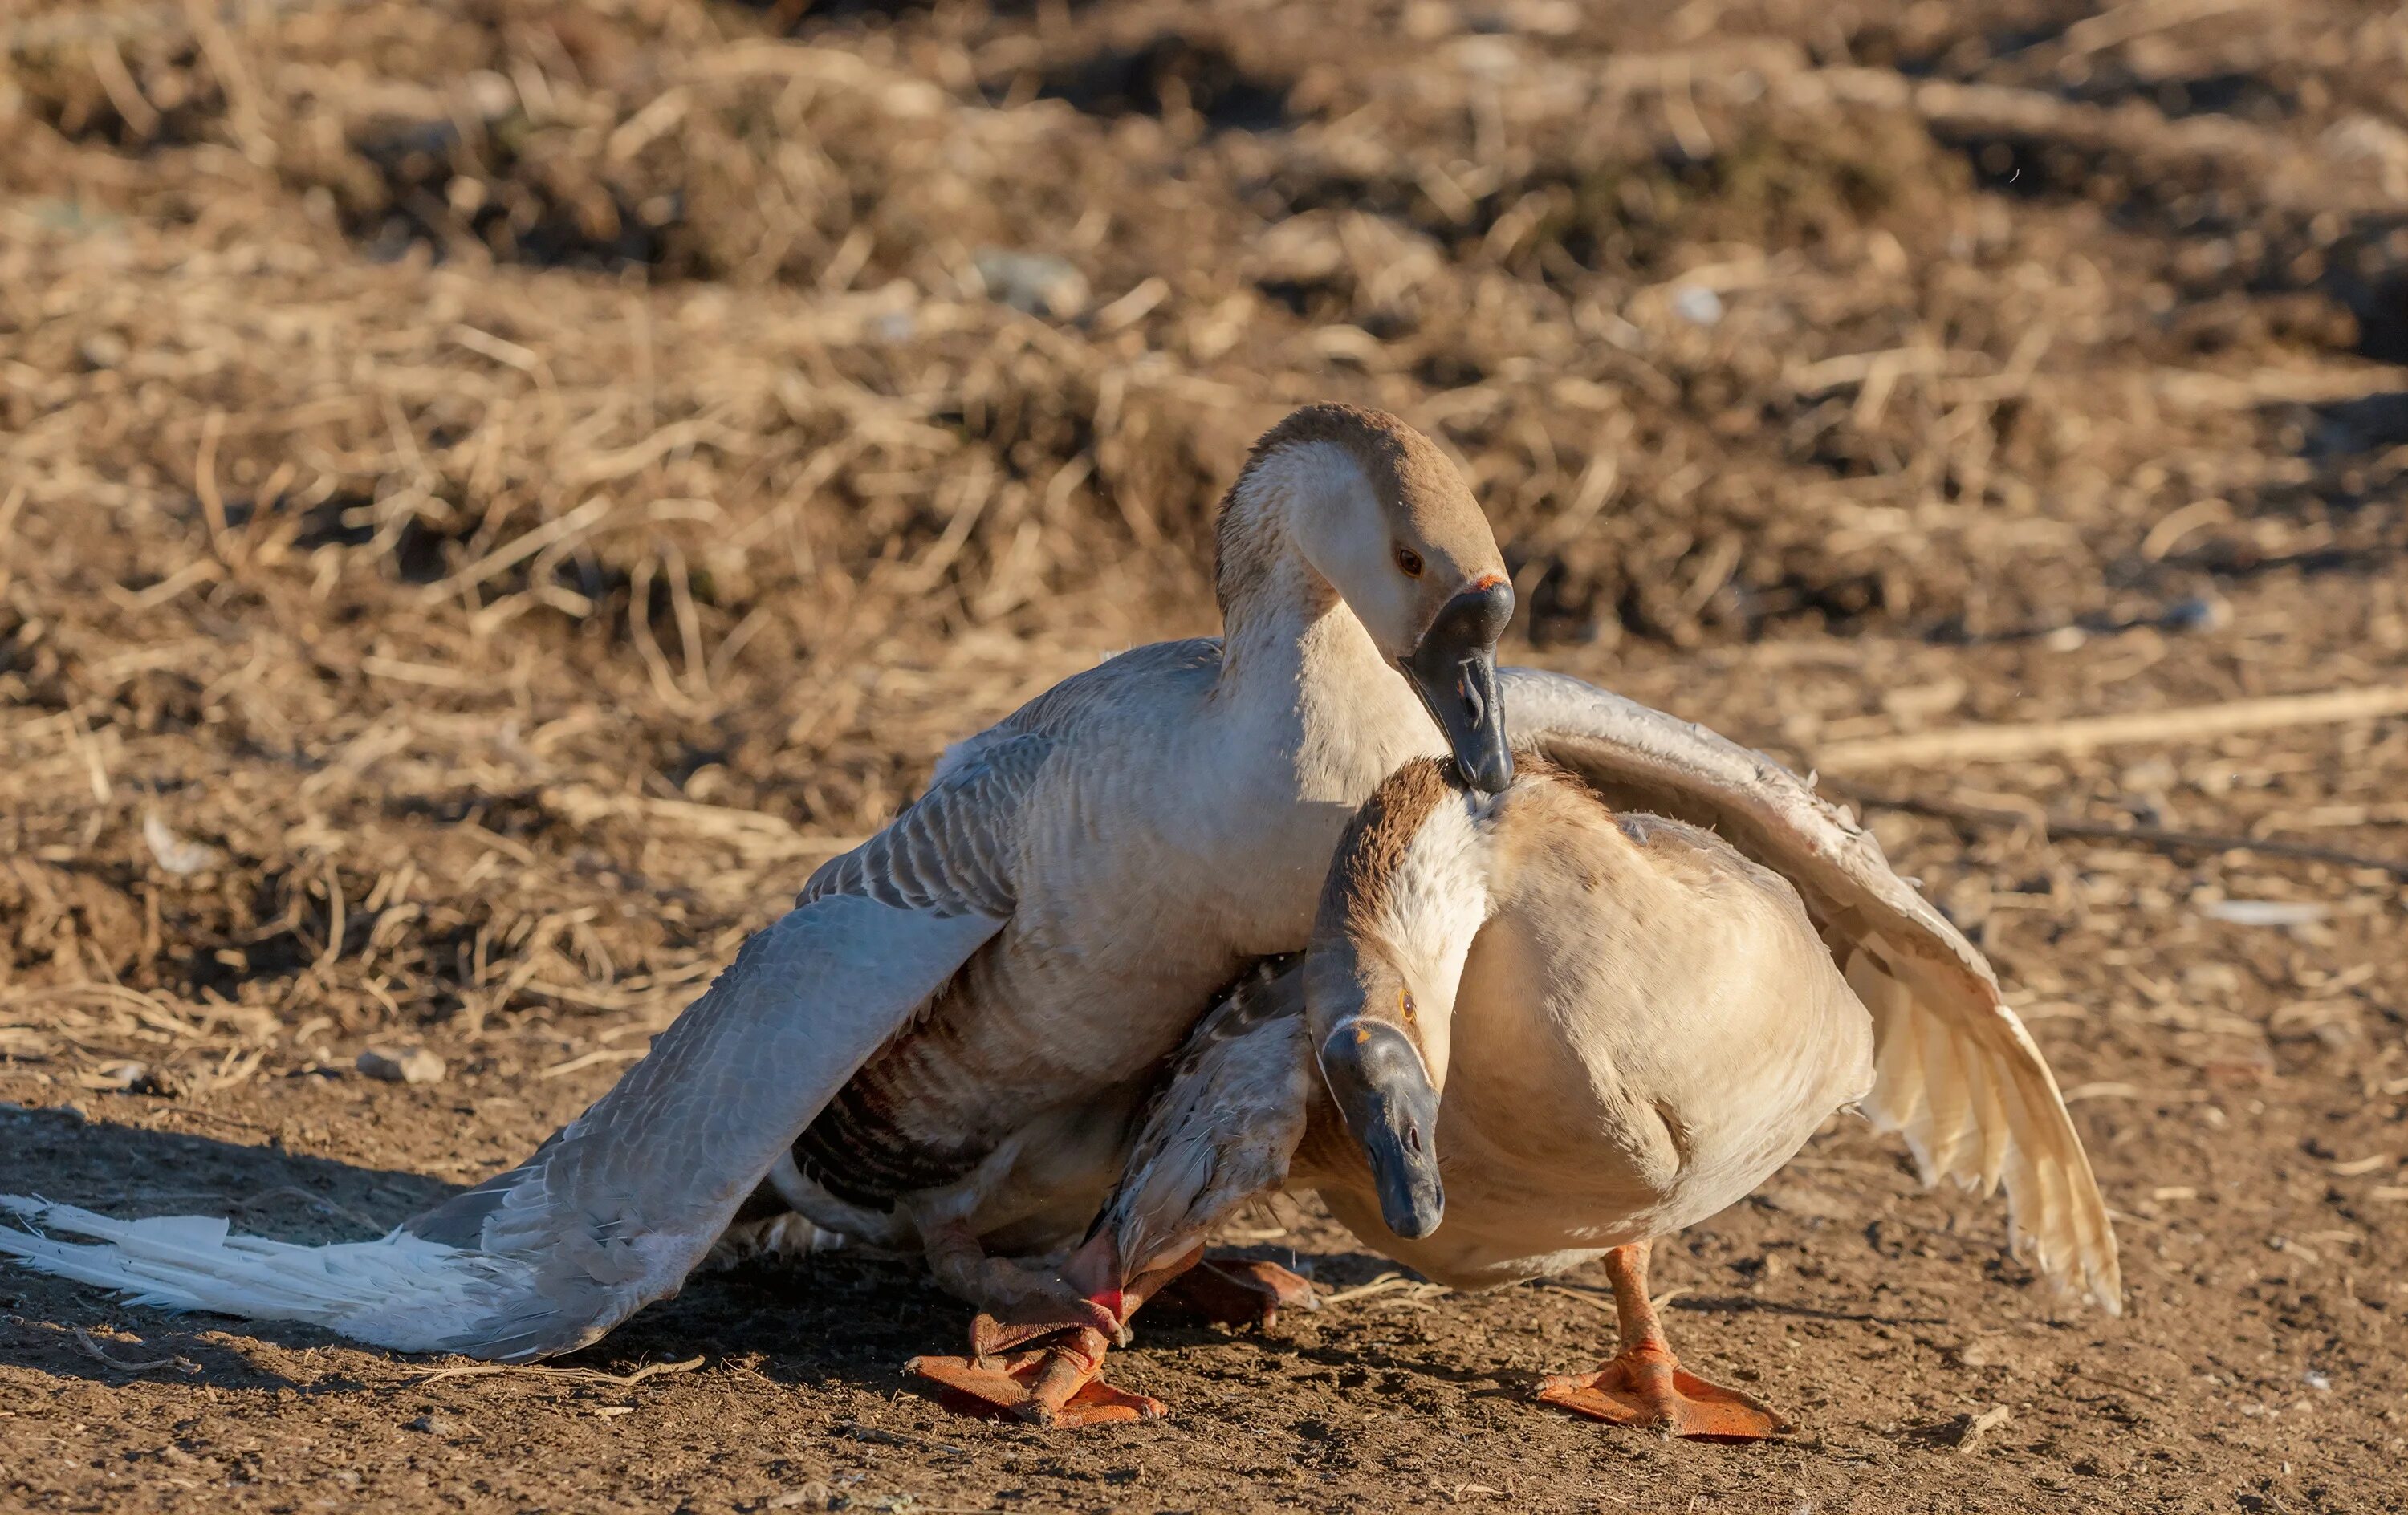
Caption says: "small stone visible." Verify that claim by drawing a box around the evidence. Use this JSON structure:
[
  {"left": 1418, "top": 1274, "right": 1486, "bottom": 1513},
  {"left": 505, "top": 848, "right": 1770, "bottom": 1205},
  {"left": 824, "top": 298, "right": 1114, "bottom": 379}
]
[
  {"left": 971, "top": 248, "right": 1088, "bottom": 320},
  {"left": 143, "top": 813, "right": 223, "bottom": 877},
  {"left": 128, "top": 1065, "right": 193, "bottom": 1099},
  {"left": 1670, "top": 285, "right": 1723, "bottom": 325},
  {"left": 357, "top": 1046, "right": 446, "bottom": 1086},
  {"left": 78, "top": 331, "right": 129, "bottom": 370},
  {"left": 2202, "top": 900, "right": 2329, "bottom": 928},
  {"left": 461, "top": 69, "right": 517, "bottom": 121}
]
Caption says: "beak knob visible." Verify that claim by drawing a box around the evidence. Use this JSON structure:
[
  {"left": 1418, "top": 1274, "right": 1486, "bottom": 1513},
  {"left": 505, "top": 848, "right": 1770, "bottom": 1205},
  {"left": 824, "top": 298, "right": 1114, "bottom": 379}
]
[
  {"left": 1316, "top": 1021, "right": 1446, "bottom": 1239},
  {"left": 1401, "top": 580, "right": 1515, "bottom": 794}
]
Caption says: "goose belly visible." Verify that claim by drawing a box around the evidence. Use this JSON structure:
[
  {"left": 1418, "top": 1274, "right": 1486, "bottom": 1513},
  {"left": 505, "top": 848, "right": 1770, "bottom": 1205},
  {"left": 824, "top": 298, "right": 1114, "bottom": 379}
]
[
  {"left": 1312, "top": 1075, "right": 1857, "bottom": 1293},
  {"left": 1360, "top": 1098, "right": 1847, "bottom": 1290},
  {"left": 786, "top": 729, "right": 1377, "bottom": 1226},
  {"left": 779, "top": 1082, "right": 1150, "bottom": 1254},
  {"left": 788, "top": 910, "right": 1263, "bottom": 1219},
  {"left": 1316, "top": 869, "right": 1874, "bottom": 1290}
]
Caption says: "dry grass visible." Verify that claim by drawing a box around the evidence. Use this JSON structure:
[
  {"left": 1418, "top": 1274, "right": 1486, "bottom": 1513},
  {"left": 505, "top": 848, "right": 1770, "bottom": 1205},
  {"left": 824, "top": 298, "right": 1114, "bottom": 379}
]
[
  {"left": 5, "top": 3, "right": 2408, "bottom": 1509},
  {"left": 6, "top": 0, "right": 2408, "bottom": 1218},
  {"left": 5, "top": 0, "right": 2407, "bottom": 1229}
]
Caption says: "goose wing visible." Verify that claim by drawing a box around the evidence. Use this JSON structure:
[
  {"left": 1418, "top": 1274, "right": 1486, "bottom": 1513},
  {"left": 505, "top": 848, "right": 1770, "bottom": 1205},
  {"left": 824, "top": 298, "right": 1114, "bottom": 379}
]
[
  {"left": 405, "top": 732, "right": 1047, "bottom": 1357},
  {"left": 1503, "top": 668, "right": 2119, "bottom": 1313},
  {"left": 2, "top": 733, "right": 1045, "bottom": 1360},
  {"left": 1096, "top": 959, "right": 1315, "bottom": 1280}
]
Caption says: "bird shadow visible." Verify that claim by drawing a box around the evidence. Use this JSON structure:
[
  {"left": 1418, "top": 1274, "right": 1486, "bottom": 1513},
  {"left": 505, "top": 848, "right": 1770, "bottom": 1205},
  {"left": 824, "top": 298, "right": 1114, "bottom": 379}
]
[
  {"left": 2, "top": 1102, "right": 458, "bottom": 1391},
  {"left": 2, "top": 1103, "right": 1371, "bottom": 1407},
  {"left": 0, "top": 1102, "right": 948, "bottom": 1399},
  {"left": 3, "top": 1102, "right": 1587, "bottom": 1411},
  {"left": 1666, "top": 1293, "right": 1950, "bottom": 1327}
]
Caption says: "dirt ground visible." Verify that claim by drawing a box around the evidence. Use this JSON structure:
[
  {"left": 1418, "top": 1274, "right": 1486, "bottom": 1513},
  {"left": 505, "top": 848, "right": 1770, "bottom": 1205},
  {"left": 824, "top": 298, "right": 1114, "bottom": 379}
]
[{"left": 5, "top": 0, "right": 2408, "bottom": 1510}]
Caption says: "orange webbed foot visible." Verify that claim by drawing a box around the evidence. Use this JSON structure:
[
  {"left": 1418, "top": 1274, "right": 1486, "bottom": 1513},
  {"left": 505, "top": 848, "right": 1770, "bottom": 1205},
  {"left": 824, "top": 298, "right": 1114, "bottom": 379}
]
[
  {"left": 909, "top": 1330, "right": 1167, "bottom": 1428},
  {"left": 1536, "top": 1345, "right": 1792, "bottom": 1442}
]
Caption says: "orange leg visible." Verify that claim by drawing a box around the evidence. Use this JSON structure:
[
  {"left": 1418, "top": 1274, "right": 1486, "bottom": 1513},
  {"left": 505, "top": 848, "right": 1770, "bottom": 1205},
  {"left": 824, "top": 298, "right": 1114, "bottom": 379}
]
[{"left": 1536, "top": 1241, "right": 1791, "bottom": 1441}]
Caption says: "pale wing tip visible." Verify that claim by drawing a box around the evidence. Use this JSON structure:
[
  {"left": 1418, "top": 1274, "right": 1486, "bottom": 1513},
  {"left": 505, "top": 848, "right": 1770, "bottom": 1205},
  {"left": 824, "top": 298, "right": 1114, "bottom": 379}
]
[
  {"left": 2080, "top": 1237, "right": 2125, "bottom": 1316},
  {"left": 0, "top": 1196, "right": 114, "bottom": 1245},
  {"left": 1857, "top": 1103, "right": 1943, "bottom": 1188},
  {"left": 2010, "top": 1198, "right": 2122, "bottom": 1316},
  {"left": 1865, "top": 1111, "right": 2125, "bottom": 1316},
  {"left": 2039, "top": 1247, "right": 2125, "bottom": 1316}
]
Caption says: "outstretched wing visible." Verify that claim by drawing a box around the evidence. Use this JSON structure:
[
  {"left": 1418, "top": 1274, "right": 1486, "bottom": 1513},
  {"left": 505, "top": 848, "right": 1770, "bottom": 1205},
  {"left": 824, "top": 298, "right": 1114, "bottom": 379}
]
[
  {"left": 397, "top": 732, "right": 1050, "bottom": 1357},
  {"left": 1503, "top": 668, "right": 2119, "bottom": 1313},
  {"left": 2, "top": 735, "right": 1051, "bottom": 1357},
  {"left": 1096, "top": 958, "right": 1315, "bottom": 1281}
]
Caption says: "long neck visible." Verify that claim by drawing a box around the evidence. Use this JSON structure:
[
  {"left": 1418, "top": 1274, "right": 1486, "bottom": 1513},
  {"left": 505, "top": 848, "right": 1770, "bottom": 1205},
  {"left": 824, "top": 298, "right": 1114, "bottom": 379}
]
[
  {"left": 1308, "top": 764, "right": 1498, "bottom": 1088},
  {"left": 1365, "top": 804, "right": 1494, "bottom": 1088},
  {"left": 1210, "top": 450, "right": 1432, "bottom": 794}
]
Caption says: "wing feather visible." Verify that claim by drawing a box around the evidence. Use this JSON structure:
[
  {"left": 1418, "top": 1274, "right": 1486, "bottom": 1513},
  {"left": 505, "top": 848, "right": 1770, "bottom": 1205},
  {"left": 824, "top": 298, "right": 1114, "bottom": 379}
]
[
  {"left": 1096, "top": 962, "right": 1314, "bottom": 1280},
  {"left": 1505, "top": 668, "right": 2120, "bottom": 1313},
  {"left": 391, "top": 733, "right": 1050, "bottom": 1356},
  {"left": 1916, "top": 975, "right": 1979, "bottom": 1182}
]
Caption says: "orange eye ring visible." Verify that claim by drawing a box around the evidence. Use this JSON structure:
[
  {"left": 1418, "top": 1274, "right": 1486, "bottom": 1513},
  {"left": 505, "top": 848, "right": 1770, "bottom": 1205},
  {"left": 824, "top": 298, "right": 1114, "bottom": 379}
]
[
  {"left": 1397, "top": 989, "right": 1418, "bottom": 1026},
  {"left": 1395, "top": 546, "right": 1424, "bottom": 578}
]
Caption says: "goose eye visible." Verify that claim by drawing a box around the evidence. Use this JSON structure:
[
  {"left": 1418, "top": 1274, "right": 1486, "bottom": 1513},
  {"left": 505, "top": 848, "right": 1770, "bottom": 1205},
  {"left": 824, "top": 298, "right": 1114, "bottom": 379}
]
[
  {"left": 1398, "top": 989, "right": 1417, "bottom": 1026},
  {"left": 1395, "top": 546, "right": 1424, "bottom": 578}
]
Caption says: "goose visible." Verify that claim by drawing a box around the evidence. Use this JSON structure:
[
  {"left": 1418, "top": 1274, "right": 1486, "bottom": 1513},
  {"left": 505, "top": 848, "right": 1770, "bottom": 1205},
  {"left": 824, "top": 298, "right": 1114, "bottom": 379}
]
[
  {"left": 914, "top": 738, "right": 2121, "bottom": 1432},
  {"left": 0, "top": 404, "right": 1519, "bottom": 1359}
]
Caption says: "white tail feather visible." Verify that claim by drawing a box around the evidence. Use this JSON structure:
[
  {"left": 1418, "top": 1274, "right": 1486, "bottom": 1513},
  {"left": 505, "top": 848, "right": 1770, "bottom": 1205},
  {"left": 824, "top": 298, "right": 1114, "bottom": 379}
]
[{"left": 0, "top": 1195, "right": 530, "bottom": 1352}]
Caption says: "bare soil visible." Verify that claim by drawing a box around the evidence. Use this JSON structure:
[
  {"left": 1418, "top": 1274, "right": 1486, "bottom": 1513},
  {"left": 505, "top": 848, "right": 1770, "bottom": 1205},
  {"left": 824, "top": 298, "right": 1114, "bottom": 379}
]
[{"left": 5, "top": 1, "right": 2408, "bottom": 1510}]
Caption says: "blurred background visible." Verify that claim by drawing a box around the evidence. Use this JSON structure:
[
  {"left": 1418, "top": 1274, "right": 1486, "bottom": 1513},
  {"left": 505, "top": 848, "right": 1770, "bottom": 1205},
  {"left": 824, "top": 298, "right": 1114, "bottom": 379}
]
[{"left": 3, "top": 2, "right": 2407, "bottom": 1510}]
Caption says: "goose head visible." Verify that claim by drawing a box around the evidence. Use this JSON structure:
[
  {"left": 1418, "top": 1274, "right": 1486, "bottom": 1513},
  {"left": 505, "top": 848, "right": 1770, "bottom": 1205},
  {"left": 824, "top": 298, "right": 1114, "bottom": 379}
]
[
  {"left": 1304, "top": 757, "right": 1499, "bottom": 1238},
  {"left": 1222, "top": 405, "right": 1516, "bottom": 793}
]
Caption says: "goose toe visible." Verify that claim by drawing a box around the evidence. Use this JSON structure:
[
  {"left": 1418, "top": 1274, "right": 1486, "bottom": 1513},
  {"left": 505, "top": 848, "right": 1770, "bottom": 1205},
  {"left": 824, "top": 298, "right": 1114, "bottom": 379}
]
[
  {"left": 909, "top": 1336, "right": 1166, "bottom": 1428},
  {"left": 1537, "top": 1347, "right": 1792, "bottom": 1442}
]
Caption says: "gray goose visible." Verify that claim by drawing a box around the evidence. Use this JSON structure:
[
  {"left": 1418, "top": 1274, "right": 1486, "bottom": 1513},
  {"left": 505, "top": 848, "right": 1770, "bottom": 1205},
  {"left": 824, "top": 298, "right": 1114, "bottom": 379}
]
[{"left": 0, "top": 404, "right": 1519, "bottom": 1358}]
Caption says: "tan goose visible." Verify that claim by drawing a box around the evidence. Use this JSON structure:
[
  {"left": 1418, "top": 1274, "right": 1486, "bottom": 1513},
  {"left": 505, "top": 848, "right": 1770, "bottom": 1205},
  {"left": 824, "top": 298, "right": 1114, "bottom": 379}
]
[
  {"left": 920, "top": 737, "right": 2120, "bottom": 1432},
  {"left": 0, "top": 404, "right": 1520, "bottom": 1359}
]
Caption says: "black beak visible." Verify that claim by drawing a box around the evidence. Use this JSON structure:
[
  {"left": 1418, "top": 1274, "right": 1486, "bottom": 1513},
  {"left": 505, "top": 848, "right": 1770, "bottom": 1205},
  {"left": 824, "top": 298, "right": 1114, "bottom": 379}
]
[
  {"left": 1316, "top": 1021, "right": 1445, "bottom": 1240},
  {"left": 1400, "top": 579, "right": 1514, "bottom": 794}
]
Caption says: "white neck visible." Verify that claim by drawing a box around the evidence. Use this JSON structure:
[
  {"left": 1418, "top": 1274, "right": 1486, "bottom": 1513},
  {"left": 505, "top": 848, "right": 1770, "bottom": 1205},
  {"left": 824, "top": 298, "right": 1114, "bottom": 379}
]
[
  {"left": 1211, "top": 447, "right": 1438, "bottom": 798},
  {"left": 1371, "top": 795, "right": 1495, "bottom": 1089}
]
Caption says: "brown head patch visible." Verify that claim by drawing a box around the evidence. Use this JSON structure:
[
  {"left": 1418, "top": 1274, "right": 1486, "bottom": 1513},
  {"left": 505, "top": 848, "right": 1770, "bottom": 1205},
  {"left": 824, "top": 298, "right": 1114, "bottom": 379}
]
[
  {"left": 1239, "top": 404, "right": 1461, "bottom": 505},
  {"left": 1311, "top": 755, "right": 1465, "bottom": 952}
]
